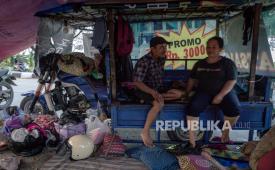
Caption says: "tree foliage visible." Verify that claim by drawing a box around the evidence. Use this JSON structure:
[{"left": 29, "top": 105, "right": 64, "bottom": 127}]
[{"left": 0, "top": 45, "right": 35, "bottom": 71}]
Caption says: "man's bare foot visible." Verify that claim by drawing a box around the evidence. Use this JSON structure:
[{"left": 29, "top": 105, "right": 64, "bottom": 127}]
[
  {"left": 141, "top": 131, "right": 154, "bottom": 147},
  {"left": 221, "top": 130, "right": 230, "bottom": 143}
]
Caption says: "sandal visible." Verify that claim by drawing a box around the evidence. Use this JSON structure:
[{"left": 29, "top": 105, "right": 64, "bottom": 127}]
[{"left": 0, "top": 141, "right": 8, "bottom": 151}]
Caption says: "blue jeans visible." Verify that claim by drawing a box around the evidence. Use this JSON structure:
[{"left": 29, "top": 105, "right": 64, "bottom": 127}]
[
  {"left": 126, "top": 146, "right": 179, "bottom": 170},
  {"left": 186, "top": 91, "right": 240, "bottom": 117}
]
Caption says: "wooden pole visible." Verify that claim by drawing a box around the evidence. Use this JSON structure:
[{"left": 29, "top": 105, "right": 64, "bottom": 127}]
[
  {"left": 107, "top": 9, "right": 117, "bottom": 100},
  {"left": 216, "top": 18, "right": 220, "bottom": 36},
  {"left": 248, "top": 3, "right": 262, "bottom": 101}
]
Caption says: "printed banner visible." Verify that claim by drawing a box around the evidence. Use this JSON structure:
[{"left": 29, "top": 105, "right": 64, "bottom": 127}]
[
  {"left": 220, "top": 15, "right": 275, "bottom": 76},
  {"left": 130, "top": 21, "right": 216, "bottom": 70},
  {"left": 157, "top": 23, "right": 216, "bottom": 69}
]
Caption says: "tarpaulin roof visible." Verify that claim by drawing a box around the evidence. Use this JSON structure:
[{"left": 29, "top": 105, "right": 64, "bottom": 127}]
[
  {"left": 1, "top": 0, "right": 274, "bottom": 61},
  {"left": 0, "top": 0, "right": 84, "bottom": 61},
  {"left": 35, "top": 0, "right": 275, "bottom": 26}
]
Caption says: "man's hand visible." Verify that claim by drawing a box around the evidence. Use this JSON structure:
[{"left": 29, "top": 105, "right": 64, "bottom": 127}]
[
  {"left": 162, "top": 89, "right": 185, "bottom": 100},
  {"left": 151, "top": 90, "right": 164, "bottom": 103},
  {"left": 212, "top": 94, "right": 224, "bottom": 104}
]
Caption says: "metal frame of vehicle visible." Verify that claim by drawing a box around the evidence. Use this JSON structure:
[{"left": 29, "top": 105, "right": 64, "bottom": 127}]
[{"left": 35, "top": 0, "right": 275, "bottom": 143}]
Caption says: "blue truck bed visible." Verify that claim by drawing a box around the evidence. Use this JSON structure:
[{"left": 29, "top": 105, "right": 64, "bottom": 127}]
[{"left": 111, "top": 102, "right": 273, "bottom": 142}]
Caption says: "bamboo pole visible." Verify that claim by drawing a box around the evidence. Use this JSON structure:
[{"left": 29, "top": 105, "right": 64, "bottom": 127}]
[
  {"left": 107, "top": 9, "right": 117, "bottom": 100},
  {"left": 216, "top": 18, "right": 220, "bottom": 36},
  {"left": 248, "top": 3, "right": 262, "bottom": 101}
]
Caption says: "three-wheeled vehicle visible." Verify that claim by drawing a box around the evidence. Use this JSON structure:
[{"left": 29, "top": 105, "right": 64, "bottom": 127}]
[{"left": 33, "top": 0, "right": 275, "bottom": 143}]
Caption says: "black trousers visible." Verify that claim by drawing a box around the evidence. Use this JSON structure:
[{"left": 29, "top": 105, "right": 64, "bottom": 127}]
[{"left": 186, "top": 91, "right": 240, "bottom": 117}]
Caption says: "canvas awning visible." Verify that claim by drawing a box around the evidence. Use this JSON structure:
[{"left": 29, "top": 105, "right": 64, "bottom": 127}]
[{"left": 0, "top": 0, "right": 84, "bottom": 61}]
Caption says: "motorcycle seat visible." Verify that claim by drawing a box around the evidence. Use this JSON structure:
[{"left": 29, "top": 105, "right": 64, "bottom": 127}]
[{"left": 0, "top": 69, "right": 8, "bottom": 77}]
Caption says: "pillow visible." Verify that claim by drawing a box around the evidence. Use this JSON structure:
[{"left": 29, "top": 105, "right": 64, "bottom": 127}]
[
  {"left": 99, "top": 134, "right": 126, "bottom": 156},
  {"left": 177, "top": 155, "right": 219, "bottom": 170}
]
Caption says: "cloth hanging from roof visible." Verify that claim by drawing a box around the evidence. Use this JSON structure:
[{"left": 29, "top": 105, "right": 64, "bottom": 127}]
[
  {"left": 91, "top": 17, "right": 108, "bottom": 51},
  {"left": 34, "top": 17, "right": 75, "bottom": 75},
  {"left": 83, "top": 33, "right": 101, "bottom": 58}
]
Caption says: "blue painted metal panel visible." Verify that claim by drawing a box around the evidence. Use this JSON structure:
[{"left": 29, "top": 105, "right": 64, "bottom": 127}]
[
  {"left": 112, "top": 102, "right": 273, "bottom": 131},
  {"left": 110, "top": 60, "right": 273, "bottom": 142}
]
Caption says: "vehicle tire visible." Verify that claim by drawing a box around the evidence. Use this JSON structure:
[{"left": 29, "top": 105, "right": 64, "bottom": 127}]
[
  {"left": 20, "top": 96, "right": 46, "bottom": 114},
  {"left": 0, "top": 82, "right": 14, "bottom": 110},
  {"left": 167, "top": 128, "right": 213, "bottom": 142}
]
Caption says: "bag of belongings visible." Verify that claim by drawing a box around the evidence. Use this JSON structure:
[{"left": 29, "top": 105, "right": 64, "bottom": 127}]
[
  {"left": 34, "top": 115, "right": 60, "bottom": 147},
  {"left": 54, "top": 122, "right": 86, "bottom": 140},
  {"left": 99, "top": 134, "right": 126, "bottom": 156},
  {"left": 9, "top": 123, "right": 46, "bottom": 156},
  {"left": 57, "top": 52, "right": 96, "bottom": 76},
  {"left": 4, "top": 115, "right": 32, "bottom": 137},
  {"left": 85, "top": 115, "right": 111, "bottom": 144}
]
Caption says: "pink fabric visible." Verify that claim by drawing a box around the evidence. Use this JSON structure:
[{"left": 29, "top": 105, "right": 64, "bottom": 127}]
[
  {"left": 0, "top": 0, "right": 43, "bottom": 60},
  {"left": 0, "top": 0, "right": 84, "bottom": 60}
]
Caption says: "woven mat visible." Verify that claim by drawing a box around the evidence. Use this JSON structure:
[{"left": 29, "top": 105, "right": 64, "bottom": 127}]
[{"left": 41, "top": 155, "right": 148, "bottom": 170}]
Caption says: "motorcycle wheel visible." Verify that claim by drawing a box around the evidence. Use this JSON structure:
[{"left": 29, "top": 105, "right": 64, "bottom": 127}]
[
  {"left": 0, "top": 82, "right": 14, "bottom": 110},
  {"left": 167, "top": 128, "right": 212, "bottom": 142},
  {"left": 20, "top": 96, "right": 46, "bottom": 114}
]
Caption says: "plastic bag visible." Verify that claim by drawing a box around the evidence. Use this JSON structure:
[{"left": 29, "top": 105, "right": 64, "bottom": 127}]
[
  {"left": 87, "top": 128, "right": 106, "bottom": 144},
  {"left": 85, "top": 115, "right": 109, "bottom": 132},
  {"left": 3, "top": 115, "right": 24, "bottom": 136},
  {"left": 85, "top": 115, "right": 111, "bottom": 144},
  {"left": 54, "top": 122, "right": 86, "bottom": 140}
]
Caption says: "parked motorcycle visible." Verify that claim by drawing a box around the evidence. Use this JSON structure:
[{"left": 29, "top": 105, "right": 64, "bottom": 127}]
[
  {"left": 20, "top": 78, "right": 98, "bottom": 115},
  {"left": 19, "top": 53, "right": 107, "bottom": 115},
  {"left": 0, "top": 69, "right": 16, "bottom": 110},
  {"left": 20, "top": 90, "right": 47, "bottom": 114},
  {"left": 13, "top": 60, "right": 28, "bottom": 72}
]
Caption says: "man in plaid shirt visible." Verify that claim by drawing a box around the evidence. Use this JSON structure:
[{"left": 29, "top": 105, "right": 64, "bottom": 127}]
[{"left": 133, "top": 36, "right": 180, "bottom": 147}]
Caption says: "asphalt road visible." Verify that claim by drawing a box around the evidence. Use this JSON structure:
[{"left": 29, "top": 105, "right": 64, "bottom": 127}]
[{"left": 11, "top": 78, "right": 38, "bottom": 106}]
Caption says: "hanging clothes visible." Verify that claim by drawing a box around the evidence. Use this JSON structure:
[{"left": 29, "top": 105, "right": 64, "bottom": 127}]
[{"left": 91, "top": 17, "right": 108, "bottom": 51}]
